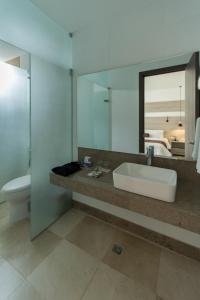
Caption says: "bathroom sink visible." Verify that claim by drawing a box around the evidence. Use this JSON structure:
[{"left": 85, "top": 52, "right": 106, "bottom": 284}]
[{"left": 113, "top": 163, "right": 177, "bottom": 203}]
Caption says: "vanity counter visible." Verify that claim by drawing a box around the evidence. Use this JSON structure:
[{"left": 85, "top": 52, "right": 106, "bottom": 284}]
[{"left": 50, "top": 167, "right": 200, "bottom": 235}]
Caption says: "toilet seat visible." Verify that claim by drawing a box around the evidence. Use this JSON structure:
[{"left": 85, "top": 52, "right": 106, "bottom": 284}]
[{"left": 1, "top": 175, "right": 31, "bottom": 194}]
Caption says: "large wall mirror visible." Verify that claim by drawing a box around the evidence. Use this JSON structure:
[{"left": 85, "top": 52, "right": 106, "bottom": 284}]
[{"left": 77, "top": 52, "right": 199, "bottom": 160}]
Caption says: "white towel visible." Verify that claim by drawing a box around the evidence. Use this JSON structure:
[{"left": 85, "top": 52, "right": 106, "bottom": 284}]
[
  {"left": 192, "top": 117, "right": 200, "bottom": 160},
  {"left": 197, "top": 150, "right": 200, "bottom": 174},
  {"left": 192, "top": 117, "right": 200, "bottom": 173}
]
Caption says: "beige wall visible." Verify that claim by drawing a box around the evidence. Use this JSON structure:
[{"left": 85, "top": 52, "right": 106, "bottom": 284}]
[
  {"left": 145, "top": 100, "right": 185, "bottom": 113},
  {"left": 145, "top": 117, "right": 185, "bottom": 131},
  {"left": 145, "top": 100, "right": 185, "bottom": 141}
]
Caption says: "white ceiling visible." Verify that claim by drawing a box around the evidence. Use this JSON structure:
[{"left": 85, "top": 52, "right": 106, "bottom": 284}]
[
  {"left": 31, "top": 0, "right": 200, "bottom": 74},
  {"left": 31, "top": 0, "right": 200, "bottom": 33},
  {"left": 31, "top": 0, "right": 151, "bottom": 32},
  {"left": 0, "top": 40, "right": 26, "bottom": 62}
]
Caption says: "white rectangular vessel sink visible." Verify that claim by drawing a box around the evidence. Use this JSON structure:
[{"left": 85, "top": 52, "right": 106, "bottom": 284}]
[{"left": 113, "top": 163, "right": 177, "bottom": 203}]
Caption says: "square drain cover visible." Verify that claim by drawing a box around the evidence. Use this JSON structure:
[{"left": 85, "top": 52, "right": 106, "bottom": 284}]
[{"left": 112, "top": 244, "right": 123, "bottom": 255}]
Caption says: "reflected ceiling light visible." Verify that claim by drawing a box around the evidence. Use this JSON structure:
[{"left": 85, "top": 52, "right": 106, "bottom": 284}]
[
  {"left": 178, "top": 85, "right": 183, "bottom": 127},
  {"left": 178, "top": 120, "right": 183, "bottom": 127}
]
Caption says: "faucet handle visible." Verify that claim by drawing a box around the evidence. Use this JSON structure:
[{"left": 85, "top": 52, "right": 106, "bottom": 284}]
[
  {"left": 147, "top": 145, "right": 154, "bottom": 156},
  {"left": 150, "top": 145, "right": 154, "bottom": 154}
]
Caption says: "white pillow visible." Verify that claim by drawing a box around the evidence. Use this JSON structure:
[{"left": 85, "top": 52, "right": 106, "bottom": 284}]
[{"left": 146, "top": 130, "right": 164, "bottom": 139}]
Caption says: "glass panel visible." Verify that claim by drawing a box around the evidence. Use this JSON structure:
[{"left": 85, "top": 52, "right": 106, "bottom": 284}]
[
  {"left": 30, "top": 56, "right": 72, "bottom": 238},
  {"left": 93, "top": 84, "right": 110, "bottom": 150},
  {"left": 111, "top": 90, "right": 139, "bottom": 153},
  {"left": 77, "top": 78, "right": 111, "bottom": 150},
  {"left": 0, "top": 62, "right": 29, "bottom": 201}
]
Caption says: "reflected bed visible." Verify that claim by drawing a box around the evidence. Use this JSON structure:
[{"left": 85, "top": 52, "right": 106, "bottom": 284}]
[{"left": 145, "top": 130, "right": 172, "bottom": 157}]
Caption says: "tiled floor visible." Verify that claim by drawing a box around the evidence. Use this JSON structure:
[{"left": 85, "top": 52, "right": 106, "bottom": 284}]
[
  {"left": 0, "top": 203, "right": 200, "bottom": 300},
  {"left": 0, "top": 202, "right": 9, "bottom": 234}
]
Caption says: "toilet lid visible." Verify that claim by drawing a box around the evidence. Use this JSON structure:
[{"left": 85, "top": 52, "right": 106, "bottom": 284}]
[{"left": 1, "top": 175, "right": 31, "bottom": 193}]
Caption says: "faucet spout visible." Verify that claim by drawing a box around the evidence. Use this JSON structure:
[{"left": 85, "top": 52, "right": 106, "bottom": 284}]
[{"left": 146, "top": 146, "right": 154, "bottom": 166}]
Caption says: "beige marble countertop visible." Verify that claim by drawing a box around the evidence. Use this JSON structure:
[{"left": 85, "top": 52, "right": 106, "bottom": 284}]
[{"left": 50, "top": 168, "right": 200, "bottom": 234}]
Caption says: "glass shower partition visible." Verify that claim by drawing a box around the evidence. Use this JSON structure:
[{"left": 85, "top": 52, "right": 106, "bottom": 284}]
[
  {"left": 93, "top": 84, "right": 111, "bottom": 150},
  {"left": 30, "top": 56, "right": 72, "bottom": 238},
  {"left": 77, "top": 78, "right": 111, "bottom": 151},
  {"left": 0, "top": 62, "right": 30, "bottom": 203}
]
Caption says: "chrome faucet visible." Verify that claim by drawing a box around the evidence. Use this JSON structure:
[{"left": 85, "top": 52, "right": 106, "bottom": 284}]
[{"left": 146, "top": 146, "right": 154, "bottom": 166}]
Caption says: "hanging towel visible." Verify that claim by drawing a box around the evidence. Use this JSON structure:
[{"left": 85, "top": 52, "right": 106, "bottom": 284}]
[
  {"left": 192, "top": 117, "right": 200, "bottom": 173},
  {"left": 192, "top": 117, "right": 200, "bottom": 160},
  {"left": 197, "top": 152, "right": 200, "bottom": 174}
]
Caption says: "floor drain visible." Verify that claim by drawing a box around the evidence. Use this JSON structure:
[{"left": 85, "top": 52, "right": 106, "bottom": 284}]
[{"left": 112, "top": 244, "right": 123, "bottom": 255}]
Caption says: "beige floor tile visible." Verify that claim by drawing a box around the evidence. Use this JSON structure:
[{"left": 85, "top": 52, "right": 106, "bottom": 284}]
[
  {"left": 103, "top": 230, "right": 161, "bottom": 292},
  {"left": 28, "top": 240, "right": 99, "bottom": 300},
  {"left": 0, "top": 258, "right": 24, "bottom": 300},
  {"left": 0, "top": 203, "right": 8, "bottom": 220},
  {"left": 0, "top": 220, "right": 29, "bottom": 257},
  {"left": 0, "top": 220, "right": 61, "bottom": 277},
  {"left": 117, "top": 276, "right": 157, "bottom": 300},
  {"left": 82, "top": 263, "right": 156, "bottom": 300},
  {"left": 82, "top": 263, "right": 121, "bottom": 300},
  {"left": 66, "top": 216, "right": 117, "bottom": 259},
  {"left": 49, "top": 208, "right": 85, "bottom": 238},
  {"left": 157, "top": 250, "right": 200, "bottom": 300},
  {"left": 6, "top": 282, "right": 44, "bottom": 300},
  {"left": 0, "top": 216, "right": 10, "bottom": 234}
]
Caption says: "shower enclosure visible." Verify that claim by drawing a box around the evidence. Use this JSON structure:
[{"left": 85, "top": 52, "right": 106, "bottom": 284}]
[
  {"left": 77, "top": 77, "right": 111, "bottom": 150},
  {"left": 0, "top": 60, "right": 30, "bottom": 203}
]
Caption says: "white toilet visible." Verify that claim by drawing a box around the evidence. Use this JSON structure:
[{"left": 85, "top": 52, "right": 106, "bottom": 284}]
[{"left": 0, "top": 175, "right": 31, "bottom": 224}]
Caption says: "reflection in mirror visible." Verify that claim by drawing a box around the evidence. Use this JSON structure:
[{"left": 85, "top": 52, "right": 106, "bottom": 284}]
[
  {"left": 77, "top": 78, "right": 111, "bottom": 151},
  {"left": 77, "top": 52, "right": 199, "bottom": 160},
  {"left": 143, "top": 68, "right": 186, "bottom": 159}
]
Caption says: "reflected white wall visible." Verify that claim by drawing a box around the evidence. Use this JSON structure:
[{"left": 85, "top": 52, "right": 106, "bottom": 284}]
[
  {"left": 112, "top": 90, "right": 139, "bottom": 153},
  {"left": 77, "top": 78, "right": 111, "bottom": 150},
  {"left": 77, "top": 77, "right": 94, "bottom": 148},
  {"left": 93, "top": 84, "right": 110, "bottom": 150}
]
